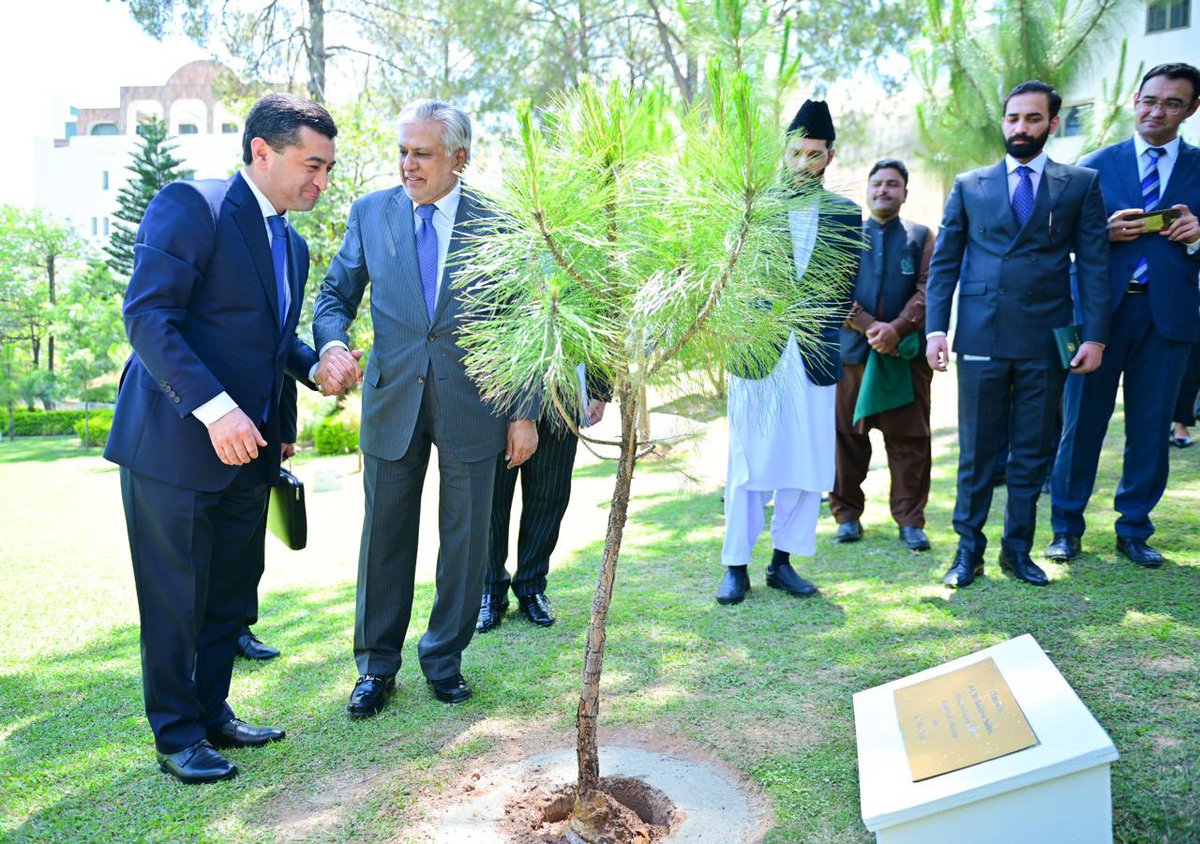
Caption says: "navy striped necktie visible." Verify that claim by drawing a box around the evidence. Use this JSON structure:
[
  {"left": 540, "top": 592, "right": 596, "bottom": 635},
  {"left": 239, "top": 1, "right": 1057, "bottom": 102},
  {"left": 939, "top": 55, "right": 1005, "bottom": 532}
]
[{"left": 1131, "top": 147, "right": 1167, "bottom": 288}]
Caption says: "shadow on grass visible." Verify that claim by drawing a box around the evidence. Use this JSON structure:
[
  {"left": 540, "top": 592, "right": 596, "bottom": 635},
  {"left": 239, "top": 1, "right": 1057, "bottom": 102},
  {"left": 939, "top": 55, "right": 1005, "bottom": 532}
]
[
  {"left": 3, "top": 400, "right": 1198, "bottom": 842},
  {"left": 0, "top": 436, "right": 96, "bottom": 463}
]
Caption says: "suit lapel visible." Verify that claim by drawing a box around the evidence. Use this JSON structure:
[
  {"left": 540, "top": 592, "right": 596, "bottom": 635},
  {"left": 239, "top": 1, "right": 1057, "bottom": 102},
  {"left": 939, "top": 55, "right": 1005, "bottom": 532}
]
[
  {"left": 1159, "top": 140, "right": 1198, "bottom": 209},
  {"left": 229, "top": 173, "right": 282, "bottom": 336},
  {"left": 281, "top": 228, "right": 303, "bottom": 337},
  {"left": 981, "top": 162, "right": 1018, "bottom": 240},
  {"left": 432, "top": 187, "right": 475, "bottom": 325},
  {"left": 1116, "top": 139, "right": 1144, "bottom": 208},
  {"left": 387, "top": 189, "right": 426, "bottom": 311}
]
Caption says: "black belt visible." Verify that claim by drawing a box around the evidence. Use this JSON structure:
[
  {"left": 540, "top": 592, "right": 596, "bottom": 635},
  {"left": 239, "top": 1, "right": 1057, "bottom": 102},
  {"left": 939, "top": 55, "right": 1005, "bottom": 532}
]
[{"left": 1126, "top": 282, "right": 1148, "bottom": 294}]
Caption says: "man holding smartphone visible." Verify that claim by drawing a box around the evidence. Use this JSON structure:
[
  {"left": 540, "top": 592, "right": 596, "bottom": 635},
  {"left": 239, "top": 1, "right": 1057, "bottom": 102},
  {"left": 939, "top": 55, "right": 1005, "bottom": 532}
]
[{"left": 1048, "top": 63, "right": 1200, "bottom": 569}]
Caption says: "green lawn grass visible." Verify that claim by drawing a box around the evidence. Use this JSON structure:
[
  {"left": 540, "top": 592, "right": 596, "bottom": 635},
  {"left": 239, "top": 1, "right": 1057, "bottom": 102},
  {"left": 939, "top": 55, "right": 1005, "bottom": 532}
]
[{"left": 1, "top": 420, "right": 1197, "bottom": 843}]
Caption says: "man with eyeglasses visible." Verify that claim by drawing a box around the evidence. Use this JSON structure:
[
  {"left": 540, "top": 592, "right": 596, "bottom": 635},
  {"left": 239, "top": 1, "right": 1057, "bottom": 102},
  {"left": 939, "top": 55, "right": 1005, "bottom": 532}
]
[{"left": 1047, "top": 63, "right": 1200, "bottom": 570}]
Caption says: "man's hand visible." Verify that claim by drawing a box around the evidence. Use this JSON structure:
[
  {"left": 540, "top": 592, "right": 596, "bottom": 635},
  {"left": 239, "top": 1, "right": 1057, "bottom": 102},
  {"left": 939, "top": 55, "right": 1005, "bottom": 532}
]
[
  {"left": 1107, "top": 208, "right": 1146, "bottom": 243},
  {"left": 208, "top": 408, "right": 268, "bottom": 465},
  {"left": 926, "top": 336, "right": 949, "bottom": 372},
  {"left": 865, "top": 321, "right": 901, "bottom": 356},
  {"left": 1070, "top": 341, "right": 1104, "bottom": 374},
  {"left": 506, "top": 419, "right": 538, "bottom": 469},
  {"left": 281, "top": 442, "right": 297, "bottom": 460},
  {"left": 316, "top": 347, "right": 363, "bottom": 396},
  {"left": 1163, "top": 204, "right": 1200, "bottom": 244},
  {"left": 585, "top": 399, "right": 606, "bottom": 426}
]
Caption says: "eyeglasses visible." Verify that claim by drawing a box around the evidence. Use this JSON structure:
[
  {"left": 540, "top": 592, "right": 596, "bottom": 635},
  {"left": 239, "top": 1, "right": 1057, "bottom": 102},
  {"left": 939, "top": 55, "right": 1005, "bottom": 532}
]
[{"left": 1136, "top": 96, "right": 1193, "bottom": 115}]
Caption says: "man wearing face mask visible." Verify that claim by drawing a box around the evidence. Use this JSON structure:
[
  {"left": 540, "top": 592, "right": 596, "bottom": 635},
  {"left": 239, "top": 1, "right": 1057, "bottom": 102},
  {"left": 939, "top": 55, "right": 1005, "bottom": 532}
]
[
  {"left": 831, "top": 159, "right": 935, "bottom": 552},
  {"left": 925, "top": 80, "right": 1109, "bottom": 589},
  {"left": 1047, "top": 63, "right": 1200, "bottom": 569},
  {"left": 716, "top": 99, "right": 861, "bottom": 606}
]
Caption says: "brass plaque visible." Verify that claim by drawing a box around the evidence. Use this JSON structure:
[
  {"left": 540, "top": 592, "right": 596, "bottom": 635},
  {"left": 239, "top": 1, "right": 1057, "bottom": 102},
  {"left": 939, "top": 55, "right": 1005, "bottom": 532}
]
[{"left": 893, "top": 657, "right": 1038, "bottom": 781}]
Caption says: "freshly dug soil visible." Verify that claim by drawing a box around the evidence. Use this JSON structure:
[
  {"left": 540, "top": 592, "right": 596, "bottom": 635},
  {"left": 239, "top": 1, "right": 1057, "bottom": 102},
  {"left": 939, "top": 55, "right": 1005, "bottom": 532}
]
[{"left": 498, "top": 775, "right": 681, "bottom": 843}]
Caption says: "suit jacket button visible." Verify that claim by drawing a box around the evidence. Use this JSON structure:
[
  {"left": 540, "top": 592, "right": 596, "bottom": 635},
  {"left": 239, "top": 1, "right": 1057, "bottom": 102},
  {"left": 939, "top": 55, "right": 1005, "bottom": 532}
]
[
  {"left": 173, "top": 396, "right": 181, "bottom": 404},
  {"left": 428, "top": 333, "right": 437, "bottom": 342},
  {"left": 417, "top": 375, "right": 425, "bottom": 384}
]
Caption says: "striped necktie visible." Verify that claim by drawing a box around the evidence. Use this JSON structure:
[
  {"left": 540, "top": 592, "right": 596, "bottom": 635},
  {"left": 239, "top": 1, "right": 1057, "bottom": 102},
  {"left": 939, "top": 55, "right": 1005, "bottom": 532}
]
[
  {"left": 1131, "top": 147, "right": 1167, "bottom": 287},
  {"left": 416, "top": 204, "right": 439, "bottom": 321}
]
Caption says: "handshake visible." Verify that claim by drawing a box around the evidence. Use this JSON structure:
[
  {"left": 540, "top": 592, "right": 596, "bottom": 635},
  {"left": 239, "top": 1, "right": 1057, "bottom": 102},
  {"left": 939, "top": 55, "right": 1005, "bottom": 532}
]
[{"left": 315, "top": 347, "right": 365, "bottom": 397}]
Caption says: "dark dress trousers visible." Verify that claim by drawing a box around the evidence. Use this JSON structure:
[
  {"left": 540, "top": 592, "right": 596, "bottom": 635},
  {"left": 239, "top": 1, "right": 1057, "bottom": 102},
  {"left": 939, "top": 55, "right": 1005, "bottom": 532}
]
[
  {"left": 926, "top": 158, "right": 1109, "bottom": 557},
  {"left": 244, "top": 376, "right": 298, "bottom": 628},
  {"left": 1172, "top": 339, "right": 1200, "bottom": 427},
  {"left": 798, "top": 194, "right": 864, "bottom": 386},
  {"left": 831, "top": 217, "right": 934, "bottom": 527},
  {"left": 313, "top": 185, "right": 526, "bottom": 683},
  {"left": 104, "top": 173, "right": 319, "bottom": 753},
  {"left": 1052, "top": 138, "right": 1200, "bottom": 541}
]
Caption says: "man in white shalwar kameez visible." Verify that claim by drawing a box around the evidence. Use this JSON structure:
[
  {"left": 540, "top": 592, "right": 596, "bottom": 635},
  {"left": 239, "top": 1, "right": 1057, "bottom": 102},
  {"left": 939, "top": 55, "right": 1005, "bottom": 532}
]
[{"left": 717, "top": 100, "right": 862, "bottom": 605}]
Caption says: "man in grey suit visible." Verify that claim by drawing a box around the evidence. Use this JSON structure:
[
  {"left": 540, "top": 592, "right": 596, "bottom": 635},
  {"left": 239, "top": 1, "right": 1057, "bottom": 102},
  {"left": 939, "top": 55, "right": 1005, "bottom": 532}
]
[
  {"left": 313, "top": 100, "right": 539, "bottom": 716},
  {"left": 926, "top": 80, "right": 1109, "bottom": 589}
]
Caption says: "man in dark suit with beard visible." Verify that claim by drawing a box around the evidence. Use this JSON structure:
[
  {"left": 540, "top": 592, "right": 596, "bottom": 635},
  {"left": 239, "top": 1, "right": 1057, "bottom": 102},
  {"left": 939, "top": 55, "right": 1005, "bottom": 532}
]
[{"left": 925, "top": 80, "right": 1109, "bottom": 589}]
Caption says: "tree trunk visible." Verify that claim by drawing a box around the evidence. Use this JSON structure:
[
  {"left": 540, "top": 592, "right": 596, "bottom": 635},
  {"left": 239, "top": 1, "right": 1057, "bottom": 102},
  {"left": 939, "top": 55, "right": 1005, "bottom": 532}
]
[
  {"left": 570, "top": 380, "right": 638, "bottom": 839},
  {"left": 47, "top": 254, "right": 56, "bottom": 374},
  {"left": 306, "top": 0, "right": 326, "bottom": 102},
  {"left": 83, "top": 399, "right": 91, "bottom": 448}
]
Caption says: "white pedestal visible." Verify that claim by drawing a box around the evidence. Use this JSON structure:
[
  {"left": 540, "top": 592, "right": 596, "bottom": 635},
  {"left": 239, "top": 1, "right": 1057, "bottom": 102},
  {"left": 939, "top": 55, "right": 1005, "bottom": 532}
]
[{"left": 854, "top": 634, "right": 1118, "bottom": 844}]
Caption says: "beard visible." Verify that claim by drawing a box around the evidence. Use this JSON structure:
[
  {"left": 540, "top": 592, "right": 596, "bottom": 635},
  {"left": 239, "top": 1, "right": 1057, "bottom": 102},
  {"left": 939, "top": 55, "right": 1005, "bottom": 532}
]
[{"left": 1004, "top": 125, "right": 1052, "bottom": 159}]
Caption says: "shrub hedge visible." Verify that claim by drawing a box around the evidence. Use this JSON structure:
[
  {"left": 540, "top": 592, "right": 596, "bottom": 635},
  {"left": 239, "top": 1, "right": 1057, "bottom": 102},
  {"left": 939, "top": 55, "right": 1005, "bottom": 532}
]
[
  {"left": 75, "top": 412, "right": 114, "bottom": 448},
  {"left": 314, "top": 416, "right": 360, "bottom": 455}
]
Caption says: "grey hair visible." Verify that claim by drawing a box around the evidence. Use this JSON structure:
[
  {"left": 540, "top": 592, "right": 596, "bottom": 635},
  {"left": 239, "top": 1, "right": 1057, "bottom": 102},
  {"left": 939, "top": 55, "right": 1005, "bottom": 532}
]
[{"left": 397, "top": 99, "right": 472, "bottom": 155}]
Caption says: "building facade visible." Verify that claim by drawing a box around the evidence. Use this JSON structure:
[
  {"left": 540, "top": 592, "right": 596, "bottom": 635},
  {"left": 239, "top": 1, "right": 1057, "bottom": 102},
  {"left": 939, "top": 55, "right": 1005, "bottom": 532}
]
[{"left": 34, "top": 60, "right": 243, "bottom": 245}]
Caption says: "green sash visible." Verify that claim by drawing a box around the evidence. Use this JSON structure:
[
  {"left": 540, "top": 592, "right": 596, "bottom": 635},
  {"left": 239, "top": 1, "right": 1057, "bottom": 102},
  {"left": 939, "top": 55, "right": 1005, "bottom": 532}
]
[{"left": 853, "top": 331, "right": 920, "bottom": 425}]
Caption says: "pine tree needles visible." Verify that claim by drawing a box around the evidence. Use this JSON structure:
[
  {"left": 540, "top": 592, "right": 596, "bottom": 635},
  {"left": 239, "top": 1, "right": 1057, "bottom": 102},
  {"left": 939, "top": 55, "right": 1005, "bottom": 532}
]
[{"left": 455, "top": 71, "right": 857, "bottom": 430}]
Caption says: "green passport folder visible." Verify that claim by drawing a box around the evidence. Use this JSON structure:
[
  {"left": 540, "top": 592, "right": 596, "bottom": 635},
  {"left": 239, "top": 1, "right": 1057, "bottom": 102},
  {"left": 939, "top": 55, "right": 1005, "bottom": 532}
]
[{"left": 1054, "top": 324, "right": 1082, "bottom": 370}]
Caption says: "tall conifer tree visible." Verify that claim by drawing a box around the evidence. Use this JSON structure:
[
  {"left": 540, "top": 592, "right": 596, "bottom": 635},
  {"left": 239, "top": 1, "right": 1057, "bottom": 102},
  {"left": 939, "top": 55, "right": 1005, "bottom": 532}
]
[{"left": 106, "top": 118, "right": 184, "bottom": 277}]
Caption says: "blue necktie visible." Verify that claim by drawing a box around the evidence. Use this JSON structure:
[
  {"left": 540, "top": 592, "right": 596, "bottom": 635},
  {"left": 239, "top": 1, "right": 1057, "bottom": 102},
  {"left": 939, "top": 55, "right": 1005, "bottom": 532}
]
[
  {"left": 416, "top": 204, "right": 439, "bottom": 321},
  {"left": 1132, "top": 147, "right": 1167, "bottom": 287},
  {"left": 1011, "top": 165, "right": 1035, "bottom": 228},
  {"left": 267, "top": 215, "right": 289, "bottom": 327}
]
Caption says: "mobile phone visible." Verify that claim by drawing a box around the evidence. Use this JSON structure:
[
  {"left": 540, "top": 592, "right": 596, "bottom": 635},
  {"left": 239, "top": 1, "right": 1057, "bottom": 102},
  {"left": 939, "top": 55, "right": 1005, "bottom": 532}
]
[{"left": 1127, "top": 208, "right": 1183, "bottom": 233}]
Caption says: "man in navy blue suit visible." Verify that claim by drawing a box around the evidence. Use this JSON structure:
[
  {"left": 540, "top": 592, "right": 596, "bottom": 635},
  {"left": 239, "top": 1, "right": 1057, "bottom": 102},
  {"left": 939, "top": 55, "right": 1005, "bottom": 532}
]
[
  {"left": 1047, "top": 63, "right": 1200, "bottom": 568},
  {"left": 926, "top": 80, "right": 1110, "bottom": 589},
  {"left": 105, "top": 95, "right": 353, "bottom": 783}
]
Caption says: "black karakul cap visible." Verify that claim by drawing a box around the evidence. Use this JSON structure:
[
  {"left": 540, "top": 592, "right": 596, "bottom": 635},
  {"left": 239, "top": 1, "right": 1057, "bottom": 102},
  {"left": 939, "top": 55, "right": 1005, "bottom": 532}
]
[{"left": 786, "top": 99, "right": 836, "bottom": 142}]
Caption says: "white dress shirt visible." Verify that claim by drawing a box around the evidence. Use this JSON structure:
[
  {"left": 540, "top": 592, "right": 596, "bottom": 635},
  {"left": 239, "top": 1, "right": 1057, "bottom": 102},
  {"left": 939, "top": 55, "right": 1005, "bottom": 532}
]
[{"left": 194, "top": 170, "right": 292, "bottom": 426}]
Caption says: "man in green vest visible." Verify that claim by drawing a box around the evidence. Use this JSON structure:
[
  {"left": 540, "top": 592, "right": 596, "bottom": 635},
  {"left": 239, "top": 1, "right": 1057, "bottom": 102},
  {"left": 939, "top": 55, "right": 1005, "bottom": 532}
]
[{"left": 831, "top": 159, "right": 935, "bottom": 551}]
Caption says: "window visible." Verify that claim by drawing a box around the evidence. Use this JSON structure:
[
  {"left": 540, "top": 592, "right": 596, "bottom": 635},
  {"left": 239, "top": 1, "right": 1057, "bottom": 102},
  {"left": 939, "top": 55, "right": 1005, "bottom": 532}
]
[
  {"left": 1058, "top": 104, "right": 1092, "bottom": 138},
  {"left": 103, "top": 217, "right": 110, "bottom": 236},
  {"left": 178, "top": 123, "right": 199, "bottom": 135},
  {"left": 222, "top": 122, "right": 238, "bottom": 134},
  {"left": 90, "top": 123, "right": 118, "bottom": 136},
  {"left": 91, "top": 217, "right": 98, "bottom": 236},
  {"left": 102, "top": 170, "right": 109, "bottom": 190},
  {"left": 1147, "top": 0, "right": 1190, "bottom": 32}
]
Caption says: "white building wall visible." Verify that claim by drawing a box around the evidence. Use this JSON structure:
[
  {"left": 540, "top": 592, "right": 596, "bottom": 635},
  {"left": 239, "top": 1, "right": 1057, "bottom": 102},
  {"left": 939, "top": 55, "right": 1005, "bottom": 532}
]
[{"left": 34, "top": 131, "right": 241, "bottom": 247}]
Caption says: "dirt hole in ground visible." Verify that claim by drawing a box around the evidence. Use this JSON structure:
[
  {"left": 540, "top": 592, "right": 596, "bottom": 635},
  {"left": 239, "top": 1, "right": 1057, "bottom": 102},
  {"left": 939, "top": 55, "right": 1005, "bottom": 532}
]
[{"left": 499, "top": 775, "right": 681, "bottom": 843}]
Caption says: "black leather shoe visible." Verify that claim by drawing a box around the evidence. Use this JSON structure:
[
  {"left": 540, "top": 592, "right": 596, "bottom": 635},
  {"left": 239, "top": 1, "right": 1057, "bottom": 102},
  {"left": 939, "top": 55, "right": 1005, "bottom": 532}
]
[
  {"left": 836, "top": 520, "right": 863, "bottom": 543},
  {"left": 518, "top": 593, "right": 556, "bottom": 627},
  {"left": 476, "top": 593, "right": 510, "bottom": 633},
  {"left": 1044, "top": 533, "right": 1081, "bottom": 562},
  {"left": 156, "top": 739, "right": 237, "bottom": 784},
  {"left": 899, "top": 525, "right": 931, "bottom": 551},
  {"left": 236, "top": 627, "right": 280, "bottom": 661},
  {"left": 428, "top": 674, "right": 472, "bottom": 704},
  {"left": 1116, "top": 536, "right": 1164, "bottom": 568},
  {"left": 346, "top": 674, "right": 395, "bottom": 718},
  {"left": 942, "top": 549, "right": 983, "bottom": 588},
  {"left": 206, "top": 718, "right": 286, "bottom": 749},
  {"left": 999, "top": 549, "right": 1049, "bottom": 586},
  {"left": 716, "top": 566, "right": 750, "bottom": 605},
  {"left": 765, "top": 562, "right": 818, "bottom": 597}
]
